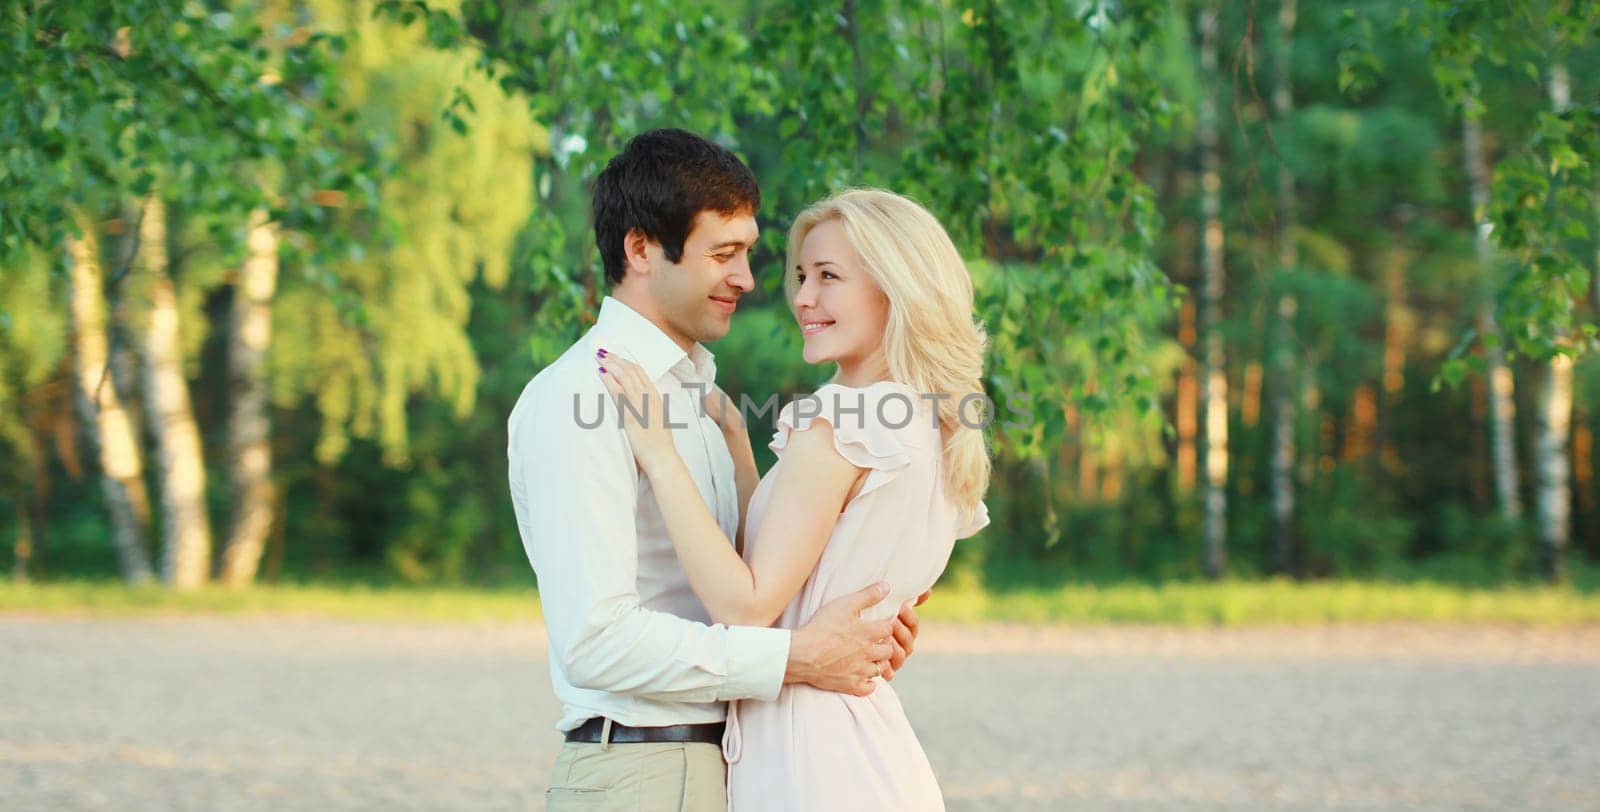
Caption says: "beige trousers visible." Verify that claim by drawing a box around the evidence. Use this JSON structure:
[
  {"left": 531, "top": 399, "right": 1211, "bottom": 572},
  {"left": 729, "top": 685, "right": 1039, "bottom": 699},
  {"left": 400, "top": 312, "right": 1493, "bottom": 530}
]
[{"left": 544, "top": 740, "right": 727, "bottom": 811}]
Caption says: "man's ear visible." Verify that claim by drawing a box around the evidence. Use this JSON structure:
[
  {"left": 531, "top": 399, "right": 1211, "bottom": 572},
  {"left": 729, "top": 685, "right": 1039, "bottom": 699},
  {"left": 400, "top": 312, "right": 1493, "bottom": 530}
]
[{"left": 623, "top": 228, "right": 653, "bottom": 279}]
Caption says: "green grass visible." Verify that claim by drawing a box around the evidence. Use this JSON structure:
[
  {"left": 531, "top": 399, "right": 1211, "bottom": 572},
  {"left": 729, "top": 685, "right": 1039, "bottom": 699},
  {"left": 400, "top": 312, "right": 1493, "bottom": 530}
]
[
  {"left": 3, "top": 577, "right": 1598, "bottom": 626},
  {"left": 0, "top": 580, "right": 543, "bottom": 623},
  {"left": 917, "top": 575, "right": 1600, "bottom": 626}
]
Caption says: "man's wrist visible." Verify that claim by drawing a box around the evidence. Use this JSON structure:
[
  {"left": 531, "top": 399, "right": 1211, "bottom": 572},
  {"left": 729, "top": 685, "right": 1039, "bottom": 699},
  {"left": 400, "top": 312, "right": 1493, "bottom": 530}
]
[
  {"left": 721, "top": 625, "right": 790, "bottom": 702},
  {"left": 783, "top": 627, "right": 837, "bottom": 688},
  {"left": 782, "top": 627, "right": 815, "bottom": 686}
]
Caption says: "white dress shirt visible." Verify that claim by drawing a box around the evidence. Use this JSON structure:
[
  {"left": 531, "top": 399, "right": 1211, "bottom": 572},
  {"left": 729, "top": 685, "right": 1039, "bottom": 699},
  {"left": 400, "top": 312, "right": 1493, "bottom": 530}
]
[{"left": 508, "top": 296, "right": 790, "bottom": 732}]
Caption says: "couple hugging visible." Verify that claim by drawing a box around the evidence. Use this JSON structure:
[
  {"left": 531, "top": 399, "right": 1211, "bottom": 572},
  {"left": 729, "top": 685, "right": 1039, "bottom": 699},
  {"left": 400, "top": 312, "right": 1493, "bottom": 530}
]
[{"left": 508, "top": 128, "right": 991, "bottom": 811}]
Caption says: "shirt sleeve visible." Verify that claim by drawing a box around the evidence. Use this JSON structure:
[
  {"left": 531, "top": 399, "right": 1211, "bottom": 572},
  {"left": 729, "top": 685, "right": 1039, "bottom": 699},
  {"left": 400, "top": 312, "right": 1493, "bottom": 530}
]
[{"left": 509, "top": 368, "right": 790, "bottom": 703}]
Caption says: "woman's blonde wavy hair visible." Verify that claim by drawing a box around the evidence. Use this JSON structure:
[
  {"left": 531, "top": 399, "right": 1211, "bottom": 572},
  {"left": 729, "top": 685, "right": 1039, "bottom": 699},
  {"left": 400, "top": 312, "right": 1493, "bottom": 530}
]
[{"left": 785, "top": 188, "right": 991, "bottom": 519}]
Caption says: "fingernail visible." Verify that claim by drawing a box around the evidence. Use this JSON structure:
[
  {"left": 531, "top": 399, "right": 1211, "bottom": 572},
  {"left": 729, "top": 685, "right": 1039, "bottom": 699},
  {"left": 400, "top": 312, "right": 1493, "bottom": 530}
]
[
  {"left": 597, "top": 348, "right": 608, "bottom": 358},
  {"left": 598, "top": 366, "right": 607, "bottom": 374},
  {"left": 874, "top": 582, "right": 889, "bottom": 597}
]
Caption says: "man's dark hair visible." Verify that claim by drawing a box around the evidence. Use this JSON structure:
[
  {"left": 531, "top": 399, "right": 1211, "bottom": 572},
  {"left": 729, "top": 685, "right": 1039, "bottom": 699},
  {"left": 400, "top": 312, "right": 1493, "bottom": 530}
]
[{"left": 592, "top": 129, "right": 761, "bottom": 286}]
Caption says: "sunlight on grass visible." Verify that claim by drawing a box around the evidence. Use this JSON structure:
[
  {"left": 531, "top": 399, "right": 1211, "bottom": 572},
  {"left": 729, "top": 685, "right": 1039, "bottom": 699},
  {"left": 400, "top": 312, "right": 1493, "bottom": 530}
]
[
  {"left": 912, "top": 578, "right": 1600, "bottom": 626},
  {"left": 3, "top": 578, "right": 1598, "bottom": 626},
  {"left": 0, "top": 581, "right": 543, "bottom": 623}
]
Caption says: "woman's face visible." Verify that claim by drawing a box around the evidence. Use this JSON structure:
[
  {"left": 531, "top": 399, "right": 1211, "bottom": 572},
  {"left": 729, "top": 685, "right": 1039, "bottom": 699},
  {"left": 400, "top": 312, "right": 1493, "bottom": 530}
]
[{"left": 792, "top": 218, "right": 890, "bottom": 377}]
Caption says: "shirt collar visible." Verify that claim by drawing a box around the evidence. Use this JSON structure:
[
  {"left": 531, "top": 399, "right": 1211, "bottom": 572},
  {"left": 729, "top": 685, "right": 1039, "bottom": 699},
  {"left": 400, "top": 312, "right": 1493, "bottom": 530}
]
[{"left": 592, "top": 296, "right": 718, "bottom": 383}]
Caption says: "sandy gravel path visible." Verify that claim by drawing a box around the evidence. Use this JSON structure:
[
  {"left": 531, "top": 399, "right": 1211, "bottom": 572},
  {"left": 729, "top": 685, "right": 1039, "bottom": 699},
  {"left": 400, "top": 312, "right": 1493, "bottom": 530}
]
[{"left": 3, "top": 617, "right": 1596, "bottom": 811}]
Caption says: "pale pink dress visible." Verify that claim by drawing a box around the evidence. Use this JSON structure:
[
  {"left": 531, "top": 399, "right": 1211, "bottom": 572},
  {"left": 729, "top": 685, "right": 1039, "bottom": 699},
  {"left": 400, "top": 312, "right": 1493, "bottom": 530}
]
[{"left": 723, "top": 381, "right": 989, "bottom": 812}]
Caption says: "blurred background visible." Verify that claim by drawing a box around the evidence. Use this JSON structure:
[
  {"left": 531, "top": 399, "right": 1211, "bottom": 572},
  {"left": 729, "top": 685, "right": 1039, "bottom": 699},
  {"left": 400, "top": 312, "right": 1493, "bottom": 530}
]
[
  {"left": 3, "top": 0, "right": 1599, "bottom": 607},
  {"left": 7, "top": 3, "right": 1600, "bottom": 810}
]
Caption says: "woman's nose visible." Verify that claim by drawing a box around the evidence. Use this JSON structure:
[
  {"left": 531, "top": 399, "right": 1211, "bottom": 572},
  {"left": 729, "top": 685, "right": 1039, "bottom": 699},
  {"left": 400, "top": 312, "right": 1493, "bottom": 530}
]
[{"left": 793, "top": 276, "right": 818, "bottom": 308}]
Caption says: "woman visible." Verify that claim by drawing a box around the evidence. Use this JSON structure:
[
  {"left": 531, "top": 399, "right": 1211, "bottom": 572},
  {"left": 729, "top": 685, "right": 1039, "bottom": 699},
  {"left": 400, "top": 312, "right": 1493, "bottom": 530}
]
[{"left": 597, "top": 188, "right": 990, "bottom": 810}]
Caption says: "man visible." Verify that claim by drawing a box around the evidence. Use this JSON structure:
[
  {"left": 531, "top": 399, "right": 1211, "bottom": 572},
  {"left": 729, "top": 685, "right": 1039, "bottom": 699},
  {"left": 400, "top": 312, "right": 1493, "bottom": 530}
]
[{"left": 508, "top": 129, "right": 924, "bottom": 811}]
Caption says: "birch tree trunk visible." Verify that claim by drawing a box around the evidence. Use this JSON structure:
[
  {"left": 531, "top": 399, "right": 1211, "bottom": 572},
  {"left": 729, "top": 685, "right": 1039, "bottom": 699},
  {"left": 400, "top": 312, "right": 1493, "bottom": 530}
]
[
  {"left": 220, "top": 210, "right": 280, "bottom": 586},
  {"left": 1534, "top": 63, "right": 1573, "bottom": 581},
  {"left": 1269, "top": 0, "right": 1299, "bottom": 576},
  {"left": 108, "top": 208, "right": 146, "bottom": 436},
  {"left": 1197, "top": 3, "right": 1228, "bottom": 580},
  {"left": 138, "top": 197, "right": 213, "bottom": 589},
  {"left": 1176, "top": 298, "right": 1199, "bottom": 495},
  {"left": 1461, "top": 100, "right": 1523, "bottom": 523},
  {"left": 67, "top": 216, "right": 155, "bottom": 583}
]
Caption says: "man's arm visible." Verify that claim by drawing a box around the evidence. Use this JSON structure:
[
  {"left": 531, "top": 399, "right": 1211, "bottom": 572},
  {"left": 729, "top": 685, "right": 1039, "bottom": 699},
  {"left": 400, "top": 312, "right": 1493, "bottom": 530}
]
[
  {"left": 512, "top": 374, "right": 786, "bottom": 703},
  {"left": 513, "top": 371, "right": 897, "bottom": 701},
  {"left": 785, "top": 582, "right": 898, "bottom": 696}
]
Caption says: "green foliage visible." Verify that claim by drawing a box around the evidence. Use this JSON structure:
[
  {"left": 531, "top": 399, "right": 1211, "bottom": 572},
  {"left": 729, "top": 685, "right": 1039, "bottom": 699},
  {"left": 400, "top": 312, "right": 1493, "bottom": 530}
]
[
  {"left": 0, "top": 249, "right": 66, "bottom": 436},
  {"left": 1, "top": 0, "right": 371, "bottom": 258},
  {"left": 1492, "top": 103, "right": 1600, "bottom": 359},
  {"left": 1300, "top": 467, "right": 1413, "bottom": 576},
  {"left": 1341, "top": 0, "right": 1600, "bottom": 368},
  {"left": 6, "top": 1, "right": 1600, "bottom": 589},
  {"left": 378, "top": 0, "right": 1181, "bottom": 463},
  {"left": 1425, "top": 499, "right": 1533, "bottom": 581},
  {"left": 273, "top": 0, "right": 545, "bottom": 463}
]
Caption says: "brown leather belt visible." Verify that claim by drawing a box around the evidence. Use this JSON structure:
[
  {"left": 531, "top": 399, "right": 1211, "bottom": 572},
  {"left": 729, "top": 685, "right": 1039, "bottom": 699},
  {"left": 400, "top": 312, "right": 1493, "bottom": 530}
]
[{"left": 563, "top": 717, "right": 725, "bottom": 745}]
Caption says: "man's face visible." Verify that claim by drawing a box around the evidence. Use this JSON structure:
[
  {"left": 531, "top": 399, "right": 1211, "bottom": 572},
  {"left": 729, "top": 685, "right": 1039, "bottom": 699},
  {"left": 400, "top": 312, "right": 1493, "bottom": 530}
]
[{"left": 646, "top": 209, "right": 758, "bottom": 346}]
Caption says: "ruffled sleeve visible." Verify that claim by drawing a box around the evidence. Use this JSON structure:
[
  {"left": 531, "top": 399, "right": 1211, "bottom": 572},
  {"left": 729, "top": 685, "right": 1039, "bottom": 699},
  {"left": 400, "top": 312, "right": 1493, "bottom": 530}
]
[
  {"left": 770, "top": 383, "right": 914, "bottom": 502},
  {"left": 957, "top": 500, "right": 991, "bottom": 540}
]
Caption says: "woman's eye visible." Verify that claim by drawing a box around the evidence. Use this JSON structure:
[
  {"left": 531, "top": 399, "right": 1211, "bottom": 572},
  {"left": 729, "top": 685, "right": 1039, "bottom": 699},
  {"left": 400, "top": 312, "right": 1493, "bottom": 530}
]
[
  {"left": 796, "top": 272, "right": 806, "bottom": 284},
  {"left": 821, "top": 271, "right": 838, "bottom": 281}
]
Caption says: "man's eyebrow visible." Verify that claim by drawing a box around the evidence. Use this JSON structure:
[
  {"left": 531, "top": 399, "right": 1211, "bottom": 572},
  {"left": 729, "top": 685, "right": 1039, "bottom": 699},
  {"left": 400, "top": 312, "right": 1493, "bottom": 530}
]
[{"left": 708, "top": 234, "right": 760, "bottom": 251}]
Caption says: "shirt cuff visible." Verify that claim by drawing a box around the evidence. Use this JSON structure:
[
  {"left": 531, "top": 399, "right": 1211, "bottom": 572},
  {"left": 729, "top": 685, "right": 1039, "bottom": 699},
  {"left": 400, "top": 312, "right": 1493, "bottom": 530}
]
[{"left": 717, "top": 625, "right": 791, "bottom": 702}]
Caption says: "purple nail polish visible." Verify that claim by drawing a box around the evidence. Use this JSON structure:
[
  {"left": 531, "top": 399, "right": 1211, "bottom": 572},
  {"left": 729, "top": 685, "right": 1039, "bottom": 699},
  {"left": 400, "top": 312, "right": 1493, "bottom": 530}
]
[
  {"left": 599, "top": 366, "right": 607, "bottom": 374},
  {"left": 597, "top": 348, "right": 608, "bottom": 358}
]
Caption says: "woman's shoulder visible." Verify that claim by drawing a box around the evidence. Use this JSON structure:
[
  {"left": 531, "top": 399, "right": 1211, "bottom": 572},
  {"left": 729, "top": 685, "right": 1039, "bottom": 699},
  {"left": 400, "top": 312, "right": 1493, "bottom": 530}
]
[
  {"left": 787, "top": 381, "right": 933, "bottom": 447},
  {"left": 771, "top": 382, "right": 931, "bottom": 502}
]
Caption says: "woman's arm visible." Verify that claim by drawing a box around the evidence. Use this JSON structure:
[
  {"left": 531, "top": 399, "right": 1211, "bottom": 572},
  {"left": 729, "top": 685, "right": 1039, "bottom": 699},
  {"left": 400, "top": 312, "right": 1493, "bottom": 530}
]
[
  {"left": 721, "top": 425, "right": 762, "bottom": 554},
  {"left": 638, "top": 427, "right": 858, "bottom": 626},
  {"left": 600, "top": 354, "right": 860, "bottom": 626},
  {"left": 702, "top": 386, "right": 763, "bottom": 554}
]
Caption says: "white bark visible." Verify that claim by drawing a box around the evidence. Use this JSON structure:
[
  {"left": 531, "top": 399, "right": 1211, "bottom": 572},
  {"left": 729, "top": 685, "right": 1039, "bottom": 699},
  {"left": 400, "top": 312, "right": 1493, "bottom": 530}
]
[
  {"left": 1536, "top": 356, "right": 1573, "bottom": 580},
  {"left": 1535, "top": 63, "right": 1572, "bottom": 581},
  {"left": 1461, "top": 103, "right": 1523, "bottom": 522},
  {"left": 220, "top": 210, "right": 280, "bottom": 586},
  {"left": 109, "top": 204, "right": 145, "bottom": 434},
  {"left": 138, "top": 197, "right": 213, "bottom": 589},
  {"left": 67, "top": 217, "right": 155, "bottom": 583},
  {"left": 1197, "top": 4, "right": 1228, "bottom": 580}
]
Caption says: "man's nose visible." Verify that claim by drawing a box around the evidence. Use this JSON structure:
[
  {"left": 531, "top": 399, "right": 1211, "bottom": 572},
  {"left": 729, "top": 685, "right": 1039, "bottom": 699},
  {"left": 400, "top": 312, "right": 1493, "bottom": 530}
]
[{"left": 727, "top": 256, "right": 754, "bottom": 293}]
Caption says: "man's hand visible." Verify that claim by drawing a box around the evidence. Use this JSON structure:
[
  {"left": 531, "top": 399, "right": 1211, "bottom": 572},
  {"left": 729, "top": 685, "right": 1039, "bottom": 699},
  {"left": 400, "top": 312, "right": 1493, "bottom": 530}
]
[
  {"left": 785, "top": 582, "right": 895, "bottom": 697},
  {"left": 883, "top": 589, "right": 930, "bottom": 681}
]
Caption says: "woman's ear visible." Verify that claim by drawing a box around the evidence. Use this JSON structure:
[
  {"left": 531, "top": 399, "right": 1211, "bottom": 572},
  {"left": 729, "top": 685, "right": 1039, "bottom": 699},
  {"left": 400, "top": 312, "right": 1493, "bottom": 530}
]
[{"left": 624, "top": 228, "right": 653, "bottom": 278}]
